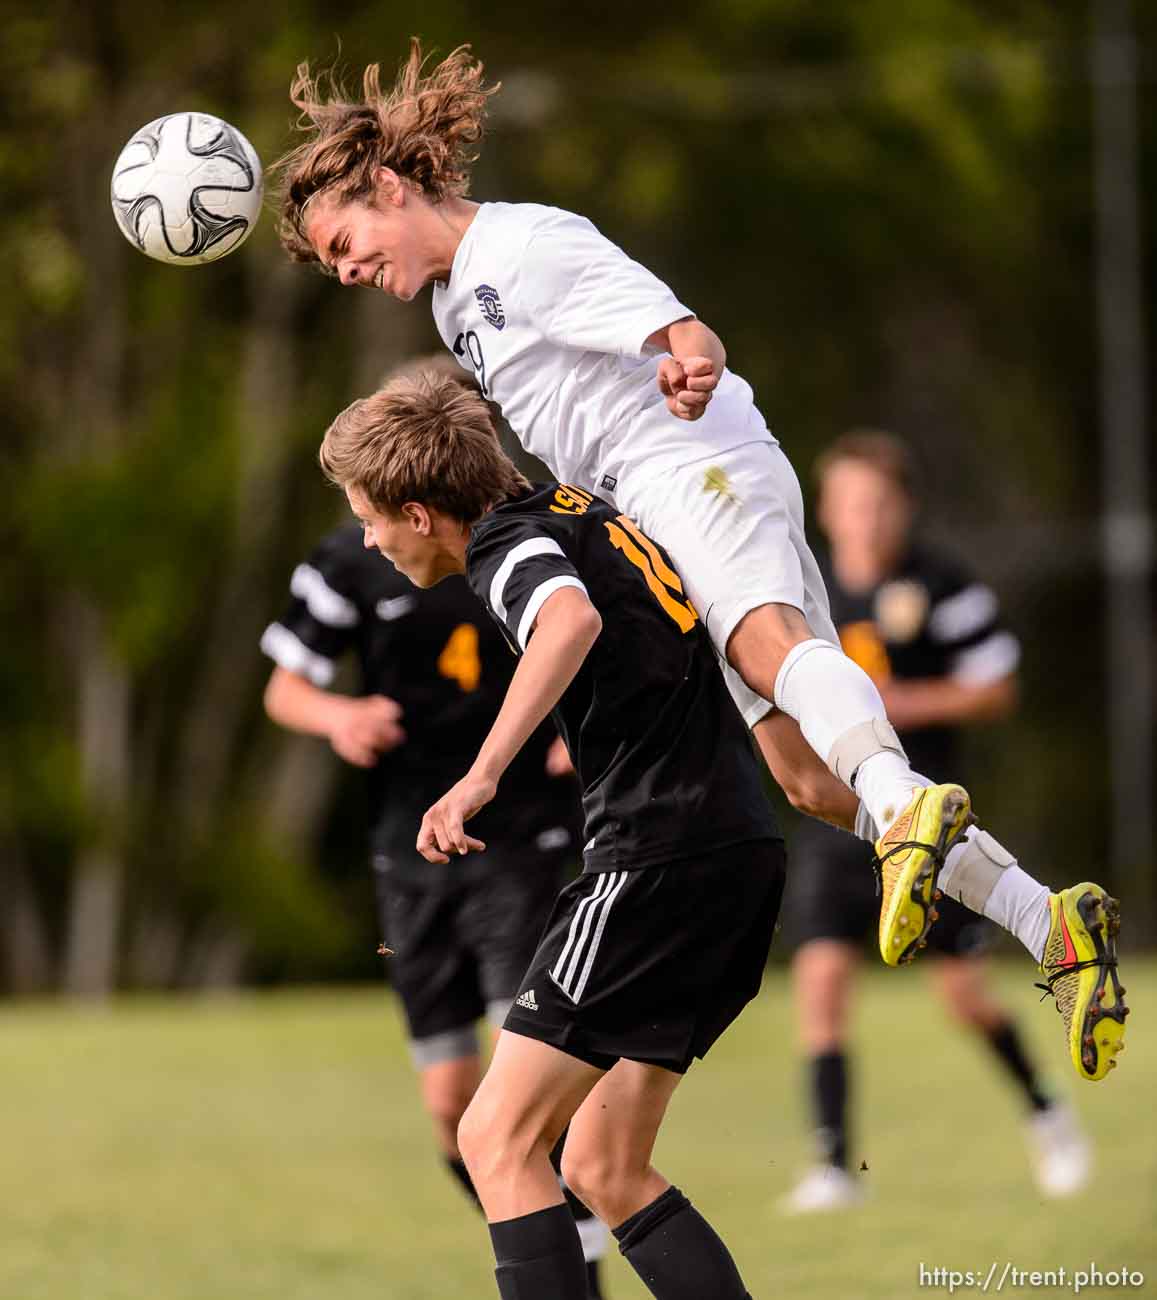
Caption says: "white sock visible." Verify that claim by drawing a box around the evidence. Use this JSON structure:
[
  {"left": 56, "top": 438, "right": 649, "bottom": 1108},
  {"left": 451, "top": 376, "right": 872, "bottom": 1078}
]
[
  {"left": 939, "top": 830, "right": 1052, "bottom": 961},
  {"left": 773, "top": 639, "right": 923, "bottom": 828},
  {"left": 855, "top": 755, "right": 933, "bottom": 835}
]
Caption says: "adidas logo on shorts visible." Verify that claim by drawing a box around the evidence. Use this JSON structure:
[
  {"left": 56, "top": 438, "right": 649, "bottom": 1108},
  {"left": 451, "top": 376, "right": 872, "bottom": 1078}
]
[{"left": 515, "top": 989, "right": 539, "bottom": 1012}]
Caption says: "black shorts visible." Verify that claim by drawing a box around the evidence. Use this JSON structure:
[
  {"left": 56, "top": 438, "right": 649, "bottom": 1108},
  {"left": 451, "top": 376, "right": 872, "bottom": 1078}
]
[
  {"left": 503, "top": 838, "right": 786, "bottom": 1075},
  {"left": 375, "top": 842, "right": 570, "bottom": 1050},
  {"left": 781, "top": 820, "right": 994, "bottom": 958}
]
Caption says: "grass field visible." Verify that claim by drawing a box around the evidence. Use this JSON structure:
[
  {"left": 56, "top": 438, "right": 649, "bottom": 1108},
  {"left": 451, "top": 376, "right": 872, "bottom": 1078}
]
[{"left": 2, "top": 961, "right": 1154, "bottom": 1300}]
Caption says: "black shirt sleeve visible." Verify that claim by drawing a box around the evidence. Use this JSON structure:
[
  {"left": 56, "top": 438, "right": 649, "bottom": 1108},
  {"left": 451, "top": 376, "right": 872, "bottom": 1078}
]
[
  {"left": 922, "top": 552, "right": 1020, "bottom": 685},
  {"left": 259, "top": 530, "right": 363, "bottom": 686},
  {"left": 468, "top": 518, "right": 590, "bottom": 651}
]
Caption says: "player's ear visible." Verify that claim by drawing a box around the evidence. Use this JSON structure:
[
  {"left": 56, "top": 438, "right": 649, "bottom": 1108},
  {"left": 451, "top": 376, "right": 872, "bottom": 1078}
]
[
  {"left": 401, "top": 501, "right": 431, "bottom": 534},
  {"left": 377, "top": 167, "right": 405, "bottom": 206}
]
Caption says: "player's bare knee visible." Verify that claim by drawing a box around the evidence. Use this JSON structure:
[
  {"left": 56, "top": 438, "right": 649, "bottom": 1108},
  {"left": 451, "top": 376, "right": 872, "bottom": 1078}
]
[
  {"left": 558, "top": 1146, "right": 609, "bottom": 1211},
  {"left": 455, "top": 1095, "right": 499, "bottom": 1175},
  {"left": 727, "top": 603, "right": 813, "bottom": 699},
  {"left": 560, "top": 1150, "right": 641, "bottom": 1225}
]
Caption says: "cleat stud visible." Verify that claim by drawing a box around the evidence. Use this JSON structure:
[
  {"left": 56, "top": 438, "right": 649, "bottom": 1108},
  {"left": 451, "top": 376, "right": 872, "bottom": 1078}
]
[
  {"left": 1117, "top": 986, "right": 1126, "bottom": 997},
  {"left": 1083, "top": 1034, "right": 1094, "bottom": 1046},
  {"left": 929, "top": 909, "right": 940, "bottom": 923},
  {"left": 898, "top": 915, "right": 909, "bottom": 927},
  {"left": 933, "top": 889, "right": 943, "bottom": 901}
]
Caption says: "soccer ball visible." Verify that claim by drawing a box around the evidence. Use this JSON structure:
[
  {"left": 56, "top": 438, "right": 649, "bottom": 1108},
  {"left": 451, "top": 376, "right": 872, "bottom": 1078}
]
[{"left": 110, "top": 112, "right": 263, "bottom": 265}]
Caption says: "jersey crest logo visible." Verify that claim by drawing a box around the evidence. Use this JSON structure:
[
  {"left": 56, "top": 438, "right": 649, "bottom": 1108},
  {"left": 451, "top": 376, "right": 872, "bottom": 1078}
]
[
  {"left": 873, "top": 580, "right": 929, "bottom": 645},
  {"left": 474, "top": 283, "right": 506, "bottom": 330}
]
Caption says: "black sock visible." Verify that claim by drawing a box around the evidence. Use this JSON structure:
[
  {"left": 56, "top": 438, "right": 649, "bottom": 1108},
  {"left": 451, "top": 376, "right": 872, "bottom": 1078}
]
[
  {"left": 489, "top": 1202, "right": 589, "bottom": 1300},
  {"left": 613, "top": 1185, "right": 751, "bottom": 1300},
  {"left": 985, "top": 1021, "right": 1052, "bottom": 1112},
  {"left": 443, "top": 1155, "right": 482, "bottom": 1211},
  {"left": 811, "top": 1049, "right": 849, "bottom": 1168}
]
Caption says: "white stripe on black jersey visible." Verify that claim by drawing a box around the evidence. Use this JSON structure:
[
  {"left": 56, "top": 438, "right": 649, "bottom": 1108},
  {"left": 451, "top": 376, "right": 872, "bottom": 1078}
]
[{"left": 466, "top": 483, "right": 780, "bottom": 873}]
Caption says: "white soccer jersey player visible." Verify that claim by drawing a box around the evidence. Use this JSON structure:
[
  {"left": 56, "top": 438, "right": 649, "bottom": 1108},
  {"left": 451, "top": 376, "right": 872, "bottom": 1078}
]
[
  {"left": 432, "top": 200, "right": 838, "bottom": 723},
  {"left": 431, "top": 203, "right": 772, "bottom": 501}
]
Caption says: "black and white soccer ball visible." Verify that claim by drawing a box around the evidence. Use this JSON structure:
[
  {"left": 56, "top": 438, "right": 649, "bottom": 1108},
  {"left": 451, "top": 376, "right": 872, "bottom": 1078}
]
[{"left": 110, "top": 112, "right": 263, "bottom": 265}]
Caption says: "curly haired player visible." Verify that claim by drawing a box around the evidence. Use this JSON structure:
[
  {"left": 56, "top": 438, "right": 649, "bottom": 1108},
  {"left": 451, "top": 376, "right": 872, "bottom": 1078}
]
[{"left": 271, "top": 41, "right": 1128, "bottom": 1085}]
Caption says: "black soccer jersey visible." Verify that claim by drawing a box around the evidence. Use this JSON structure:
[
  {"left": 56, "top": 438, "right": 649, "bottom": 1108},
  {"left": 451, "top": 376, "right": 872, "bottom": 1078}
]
[
  {"left": 466, "top": 483, "right": 780, "bottom": 872},
  {"left": 262, "top": 523, "right": 578, "bottom": 881},
  {"left": 819, "top": 541, "right": 1020, "bottom": 777}
]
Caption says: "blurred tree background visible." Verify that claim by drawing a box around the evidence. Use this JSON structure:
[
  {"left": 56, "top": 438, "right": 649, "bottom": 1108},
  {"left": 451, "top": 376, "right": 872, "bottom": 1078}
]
[{"left": 0, "top": 0, "right": 1153, "bottom": 995}]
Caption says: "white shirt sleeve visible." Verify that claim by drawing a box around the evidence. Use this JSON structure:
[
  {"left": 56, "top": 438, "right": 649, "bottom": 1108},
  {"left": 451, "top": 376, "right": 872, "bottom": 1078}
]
[{"left": 522, "top": 211, "right": 692, "bottom": 358}]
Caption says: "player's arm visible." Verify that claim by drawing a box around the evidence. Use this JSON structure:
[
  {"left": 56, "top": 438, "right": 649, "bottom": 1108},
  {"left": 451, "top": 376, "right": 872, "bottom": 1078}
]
[
  {"left": 879, "top": 672, "right": 1018, "bottom": 731},
  {"left": 417, "top": 586, "right": 600, "bottom": 863},
  {"left": 646, "top": 317, "right": 727, "bottom": 422},
  {"left": 263, "top": 666, "right": 405, "bottom": 768},
  {"left": 523, "top": 212, "right": 719, "bottom": 422}
]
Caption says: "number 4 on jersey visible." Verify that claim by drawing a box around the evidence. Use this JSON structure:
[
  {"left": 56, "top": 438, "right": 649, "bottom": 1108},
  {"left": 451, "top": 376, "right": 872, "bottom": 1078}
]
[
  {"left": 605, "top": 515, "right": 698, "bottom": 632},
  {"left": 438, "top": 623, "right": 482, "bottom": 691}
]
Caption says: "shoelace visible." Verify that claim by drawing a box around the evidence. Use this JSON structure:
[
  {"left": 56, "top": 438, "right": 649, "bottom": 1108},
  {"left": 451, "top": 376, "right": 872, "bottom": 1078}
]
[
  {"left": 870, "top": 839, "right": 945, "bottom": 900},
  {"left": 1034, "top": 957, "right": 1117, "bottom": 1002}
]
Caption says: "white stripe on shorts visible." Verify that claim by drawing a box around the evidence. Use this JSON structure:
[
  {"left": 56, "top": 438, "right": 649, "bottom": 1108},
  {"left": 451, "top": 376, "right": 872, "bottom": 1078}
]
[
  {"left": 569, "top": 872, "right": 629, "bottom": 1003},
  {"left": 551, "top": 873, "right": 617, "bottom": 992},
  {"left": 551, "top": 871, "right": 627, "bottom": 1003}
]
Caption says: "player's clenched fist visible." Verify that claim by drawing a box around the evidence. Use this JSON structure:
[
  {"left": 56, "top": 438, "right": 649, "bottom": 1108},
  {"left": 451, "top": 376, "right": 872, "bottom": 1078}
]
[
  {"left": 417, "top": 773, "right": 496, "bottom": 863},
  {"left": 329, "top": 694, "right": 406, "bottom": 767},
  {"left": 657, "top": 355, "right": 719, "bottom": 421}
]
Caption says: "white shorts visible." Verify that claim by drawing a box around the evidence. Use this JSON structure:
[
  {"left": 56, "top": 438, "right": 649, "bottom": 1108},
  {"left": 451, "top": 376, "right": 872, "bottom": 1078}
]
[{"left": 620, "top": 439, "right": 840, "bottom": 728}]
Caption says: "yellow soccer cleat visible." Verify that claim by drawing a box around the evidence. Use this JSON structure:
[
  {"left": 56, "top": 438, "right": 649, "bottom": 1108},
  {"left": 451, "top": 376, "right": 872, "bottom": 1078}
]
[
  {"left": 1036, "top": 884, "right": 1128, "bottom": 1082},
  {"left": 876, "top": 784, "right": 974, "bottom": 966}
]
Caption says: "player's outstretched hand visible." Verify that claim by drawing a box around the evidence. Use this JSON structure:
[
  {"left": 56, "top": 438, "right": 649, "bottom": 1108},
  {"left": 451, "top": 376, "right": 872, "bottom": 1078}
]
[
  {"left": 329, "top": 695, "right": 406, "bottom": 768},
  {"left": 417, "top": 773, "right": 495, "bottom": 864},
  {"left": 657, "top": 355, "right": 719, "bottom": 421}
]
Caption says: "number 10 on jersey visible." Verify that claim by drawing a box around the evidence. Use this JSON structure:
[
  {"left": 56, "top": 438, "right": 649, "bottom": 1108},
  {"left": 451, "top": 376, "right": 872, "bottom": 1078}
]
[{"left": 605, "top": 515, "right": 698, "bottom": 633}]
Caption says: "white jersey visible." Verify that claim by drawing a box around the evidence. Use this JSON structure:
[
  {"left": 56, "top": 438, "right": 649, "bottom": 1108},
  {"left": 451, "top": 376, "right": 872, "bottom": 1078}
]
[{"left": 431, "top": 202, "right": 774, "bottom": 508}]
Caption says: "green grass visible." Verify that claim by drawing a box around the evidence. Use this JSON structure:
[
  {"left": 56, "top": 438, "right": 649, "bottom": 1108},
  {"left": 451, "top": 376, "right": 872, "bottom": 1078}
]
[{"left": 2, "top": 962, "right": 1154, "bottom": 1300}]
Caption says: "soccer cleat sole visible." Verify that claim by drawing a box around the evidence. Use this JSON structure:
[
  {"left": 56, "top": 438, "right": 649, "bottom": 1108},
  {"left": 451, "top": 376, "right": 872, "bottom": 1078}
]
[
  {"left": 1071, "top": 890, "right": 1129, "bottom": 1081},
  {"left": 878, "top": 786, "right": 975, "bottom": 967}
]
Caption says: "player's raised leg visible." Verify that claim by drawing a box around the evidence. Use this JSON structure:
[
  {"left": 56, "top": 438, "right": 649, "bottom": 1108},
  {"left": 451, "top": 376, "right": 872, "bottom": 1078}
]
[
  {"left": 626, "top": 444, "right": 973, "bottom": 968},
  {"left": 754, "top": 714, "right": 1131, "bottom": 1080}
]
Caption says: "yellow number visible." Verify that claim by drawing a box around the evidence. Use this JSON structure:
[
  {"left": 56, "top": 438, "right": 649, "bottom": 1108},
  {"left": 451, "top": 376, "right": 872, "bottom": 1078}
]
[
  {"left": 605, "top": 515, "right": 698, "bottom": 633},
  {"left": 437, "top": 623, "right": 482, "bottom": 692}
]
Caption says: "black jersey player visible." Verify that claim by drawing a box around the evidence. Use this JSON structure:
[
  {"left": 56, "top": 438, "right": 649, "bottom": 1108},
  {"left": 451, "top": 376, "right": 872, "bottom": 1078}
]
[
  {"left": 260, "top": 519, "right": 613, "bottom": 1291},
  {"left": 318, "top": 369, "right": 785, "bottom": 1300},
  {"left": 780, "top": 432, "right": 1090, "bottom": 1212}
]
